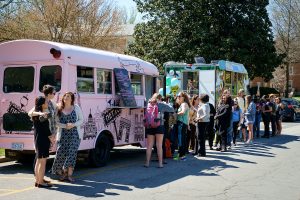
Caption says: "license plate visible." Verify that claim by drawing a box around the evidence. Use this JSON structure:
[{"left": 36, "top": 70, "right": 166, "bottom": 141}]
[{"left": 11, "top": 143, "right": 24, "bottom": 151}]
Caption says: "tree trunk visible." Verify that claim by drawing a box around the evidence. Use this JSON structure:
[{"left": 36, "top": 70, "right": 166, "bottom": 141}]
[{"left": 285, "top": 63, "right": 290, "bottom": 98}]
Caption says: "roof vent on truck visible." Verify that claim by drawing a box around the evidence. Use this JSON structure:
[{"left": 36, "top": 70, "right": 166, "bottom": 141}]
[{"left": 194, "top": 56, "right": 206, "bottom": 64}]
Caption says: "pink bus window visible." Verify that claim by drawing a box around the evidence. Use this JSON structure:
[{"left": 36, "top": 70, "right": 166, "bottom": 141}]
[
  {"left": 77, "top": 66, "right": 94, "bottom": 93},
  {"left": 131, "top": 74, "right": 143, "bottom": 95},
  {"left": 97, "top": 69, "right": 112, "bottom": 94},
  {"left": 39, "top": 65, "right": 62, "bottom": 92},
  {"left": 3, "top": 67, "right": 34, "bottom": 93}
]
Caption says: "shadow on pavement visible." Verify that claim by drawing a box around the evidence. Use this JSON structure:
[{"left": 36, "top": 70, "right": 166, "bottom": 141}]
[{"left": 0, "top": 133, "right": 299, "bottom": 197}]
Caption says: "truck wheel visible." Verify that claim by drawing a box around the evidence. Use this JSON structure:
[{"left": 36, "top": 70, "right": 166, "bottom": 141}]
[{"left": 89, "top": 134, "right": 111, "bottom": 167}]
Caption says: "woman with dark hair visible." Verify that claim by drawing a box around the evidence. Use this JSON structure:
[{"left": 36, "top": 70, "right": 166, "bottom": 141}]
[
  {"left": 215, "top": 95, "right": 232, "bottom": 152},
  {"left": 175, "top": 92, "right": 191, "bottom": 161},
  {"left": 195, "top": 94, "right": 210, "bottom": 157},
  {"left": 32, "top": 96, "right": 52, "bottom": 188},
  {"left": 51, "top": 92, "right": 83, "bottom": 182}
]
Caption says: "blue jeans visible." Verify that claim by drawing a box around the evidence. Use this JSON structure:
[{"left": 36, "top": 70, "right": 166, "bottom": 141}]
[
  {"left": 177, "top": 121, "right": 187, "bottom": 157},
  {"left": 254, "top": 113, "right": 262, "bottom": 137},
  {"left": 227, "top": 118, "right": 233, "bottom": 146}
]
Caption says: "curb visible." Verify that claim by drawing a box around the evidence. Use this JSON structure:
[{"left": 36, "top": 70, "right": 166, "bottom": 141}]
[{"left": 0, "top": 156, "right": 11, "bottom": 163}]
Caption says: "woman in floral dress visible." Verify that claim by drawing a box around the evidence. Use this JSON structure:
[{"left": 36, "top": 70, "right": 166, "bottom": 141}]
[{"left": 51, "top": 92, "right": 83, "bottom": 182}]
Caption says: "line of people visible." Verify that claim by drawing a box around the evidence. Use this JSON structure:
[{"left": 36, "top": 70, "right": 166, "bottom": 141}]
[{"left": 144, "top": 89, "right": 285, "bottom": 164}]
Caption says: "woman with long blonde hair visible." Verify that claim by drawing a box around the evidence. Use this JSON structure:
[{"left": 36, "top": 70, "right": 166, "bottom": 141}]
[
  {"left": 187, "top": 95, "right": 199, "bottom": 154},
  {"left": 245, "top": 95, "right": 256, "bottom": 144}
]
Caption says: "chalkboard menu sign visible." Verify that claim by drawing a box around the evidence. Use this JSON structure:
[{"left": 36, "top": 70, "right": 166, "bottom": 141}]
[{"left": 113, "top": 68, "right": 137, "bottom": 107}]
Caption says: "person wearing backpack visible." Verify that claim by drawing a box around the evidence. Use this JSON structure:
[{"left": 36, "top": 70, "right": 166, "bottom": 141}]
[
  {"left": 144, "top": 93, "right": 174, "bottom": 168},
  {"left": 144, "top": 95, "right": 164, "bottom": 168}
]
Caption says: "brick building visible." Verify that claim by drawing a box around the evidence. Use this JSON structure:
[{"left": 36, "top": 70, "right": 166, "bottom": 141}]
[
  {"left": 287, "top": 62, "right": 300, "bottom": 96},
  {"left": 251, "top": 63, "right": 300, "bottom": 96}
]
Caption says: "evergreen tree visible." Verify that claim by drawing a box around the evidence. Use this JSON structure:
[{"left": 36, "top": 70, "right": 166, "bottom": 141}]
[{"left": 128, "top": 0, "right": 283, "bottom": 80}]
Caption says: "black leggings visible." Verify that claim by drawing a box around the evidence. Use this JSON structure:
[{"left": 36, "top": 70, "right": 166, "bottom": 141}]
[
  {"left": 197, "top": 122, "right": 208, "bottom": 156},
  {"left": 232, "top": 121, "right": 239, "bottom": 145}
]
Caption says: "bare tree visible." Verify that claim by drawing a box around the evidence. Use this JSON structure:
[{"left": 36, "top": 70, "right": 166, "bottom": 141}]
[
  {"left": 0, "top": 0, "right": 126, "bottom": 51},
  {"left": 271, "top": 0, "right": 300, "bottom": 97},
  {"left": 0, "top": 0, "right": 14, "bottom": 9},
  {"left": 271, "top": 66, "right": 286, "bottom": 95},
  {"left": 121, "top": 7, "right": 138, "bottom": 24}
]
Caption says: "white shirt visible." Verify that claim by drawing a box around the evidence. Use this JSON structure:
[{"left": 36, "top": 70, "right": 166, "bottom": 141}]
[
  {"left": 236, "top": 96, "right": 245, "bottom": 113},
  {"left": 197, "top": 103, "right": 210, "bottom": 122}
]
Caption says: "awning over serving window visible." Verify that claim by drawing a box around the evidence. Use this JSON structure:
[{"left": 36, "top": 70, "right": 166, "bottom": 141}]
[
  {"left": 217, "top": 60, "right": 248, "bottom": 74},
  {"left": 164, "top": 60, "right": 248, "bottom": 74}
]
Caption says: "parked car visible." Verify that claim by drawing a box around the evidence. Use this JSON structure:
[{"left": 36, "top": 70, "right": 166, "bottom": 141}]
[{"left": 281, "top": 98, "right": 300, "bottom": 122}]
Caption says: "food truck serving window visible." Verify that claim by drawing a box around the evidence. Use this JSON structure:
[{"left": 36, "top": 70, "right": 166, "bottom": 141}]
[
  {"left": 97, "top": 69, "right": 112, "bottom": 94},
  {"left": 131, "top": 73, "right": 143, "bottom": 95},
  {"left": 39, "top": 65, "right": 62, "bottom": 92},
  {"left": 77, "top": 66, "right": 95, "bottom": 93},
  {"left": 3, "top": 66, "right": 34, "bottom": 93}
]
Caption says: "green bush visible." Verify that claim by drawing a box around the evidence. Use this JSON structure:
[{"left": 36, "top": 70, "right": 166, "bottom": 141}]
[
  {"left": 249, "top": 87, "right": 279, "bottom": 97},
  {"left": 0, "top": 148, "right": 4, "bottom": 157}
]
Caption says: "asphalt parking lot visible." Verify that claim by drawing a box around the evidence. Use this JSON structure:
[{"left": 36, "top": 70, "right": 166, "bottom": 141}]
[{"left": 0, "top": 122, "right": 300, "bottom": 200}]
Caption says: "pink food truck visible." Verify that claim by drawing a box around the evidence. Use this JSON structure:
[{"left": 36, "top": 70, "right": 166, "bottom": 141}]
[{"left": 0, "top": 40, "right": 159, "bottom": 166}]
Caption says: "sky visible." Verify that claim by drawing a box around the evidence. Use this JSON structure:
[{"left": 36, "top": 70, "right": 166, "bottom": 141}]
[
  {"left": 114, "top": 0, "right": 274, "bottom": 25},
  {"left": 114, "top": 0, "right": 143, "bottom": 23},
  {"left": 115, "top": 0, "right": 137, "bottom": 10}
]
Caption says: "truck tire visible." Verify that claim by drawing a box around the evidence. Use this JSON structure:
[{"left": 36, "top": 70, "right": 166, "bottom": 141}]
[{"left": 89, "top": 134, "right": 111, "bottom": 167}]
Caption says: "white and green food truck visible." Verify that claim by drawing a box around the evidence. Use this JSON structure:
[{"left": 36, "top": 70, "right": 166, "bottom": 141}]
[{"left": 161, "top": 60, "right": 249, "bottom": 106}]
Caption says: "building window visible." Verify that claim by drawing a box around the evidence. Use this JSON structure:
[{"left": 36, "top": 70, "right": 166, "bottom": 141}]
[
  {"left": 131, "top": 73, "right": 143, "bottom": 95},
  {"left": 97, "top": 69, "right": 112, "bottom": 94},
  {"left": 289, "top": 66, "right": 294, "bottom": 75},
  {"left": 3, "top": 66, "right": 34, "bottom": 93},
  {"left": 77, "top": 66, "right": 94, "bottom": 93},
  {"left": 39, "top": 65, "right": 62, "bottom": 92}
]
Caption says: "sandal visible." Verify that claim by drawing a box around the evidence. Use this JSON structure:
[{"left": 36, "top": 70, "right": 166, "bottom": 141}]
[
  {"left": 66, "top": 176, "right": 75, "bottom": 183},
  {"left": 58, "top": 172, "right": 67, "bottom": 182},
  {"left": 43, "top": 179, "right": 51, "bottom": 183},
  {"left": 36, "top": 183, "right": 53, "bottom": 188}
]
